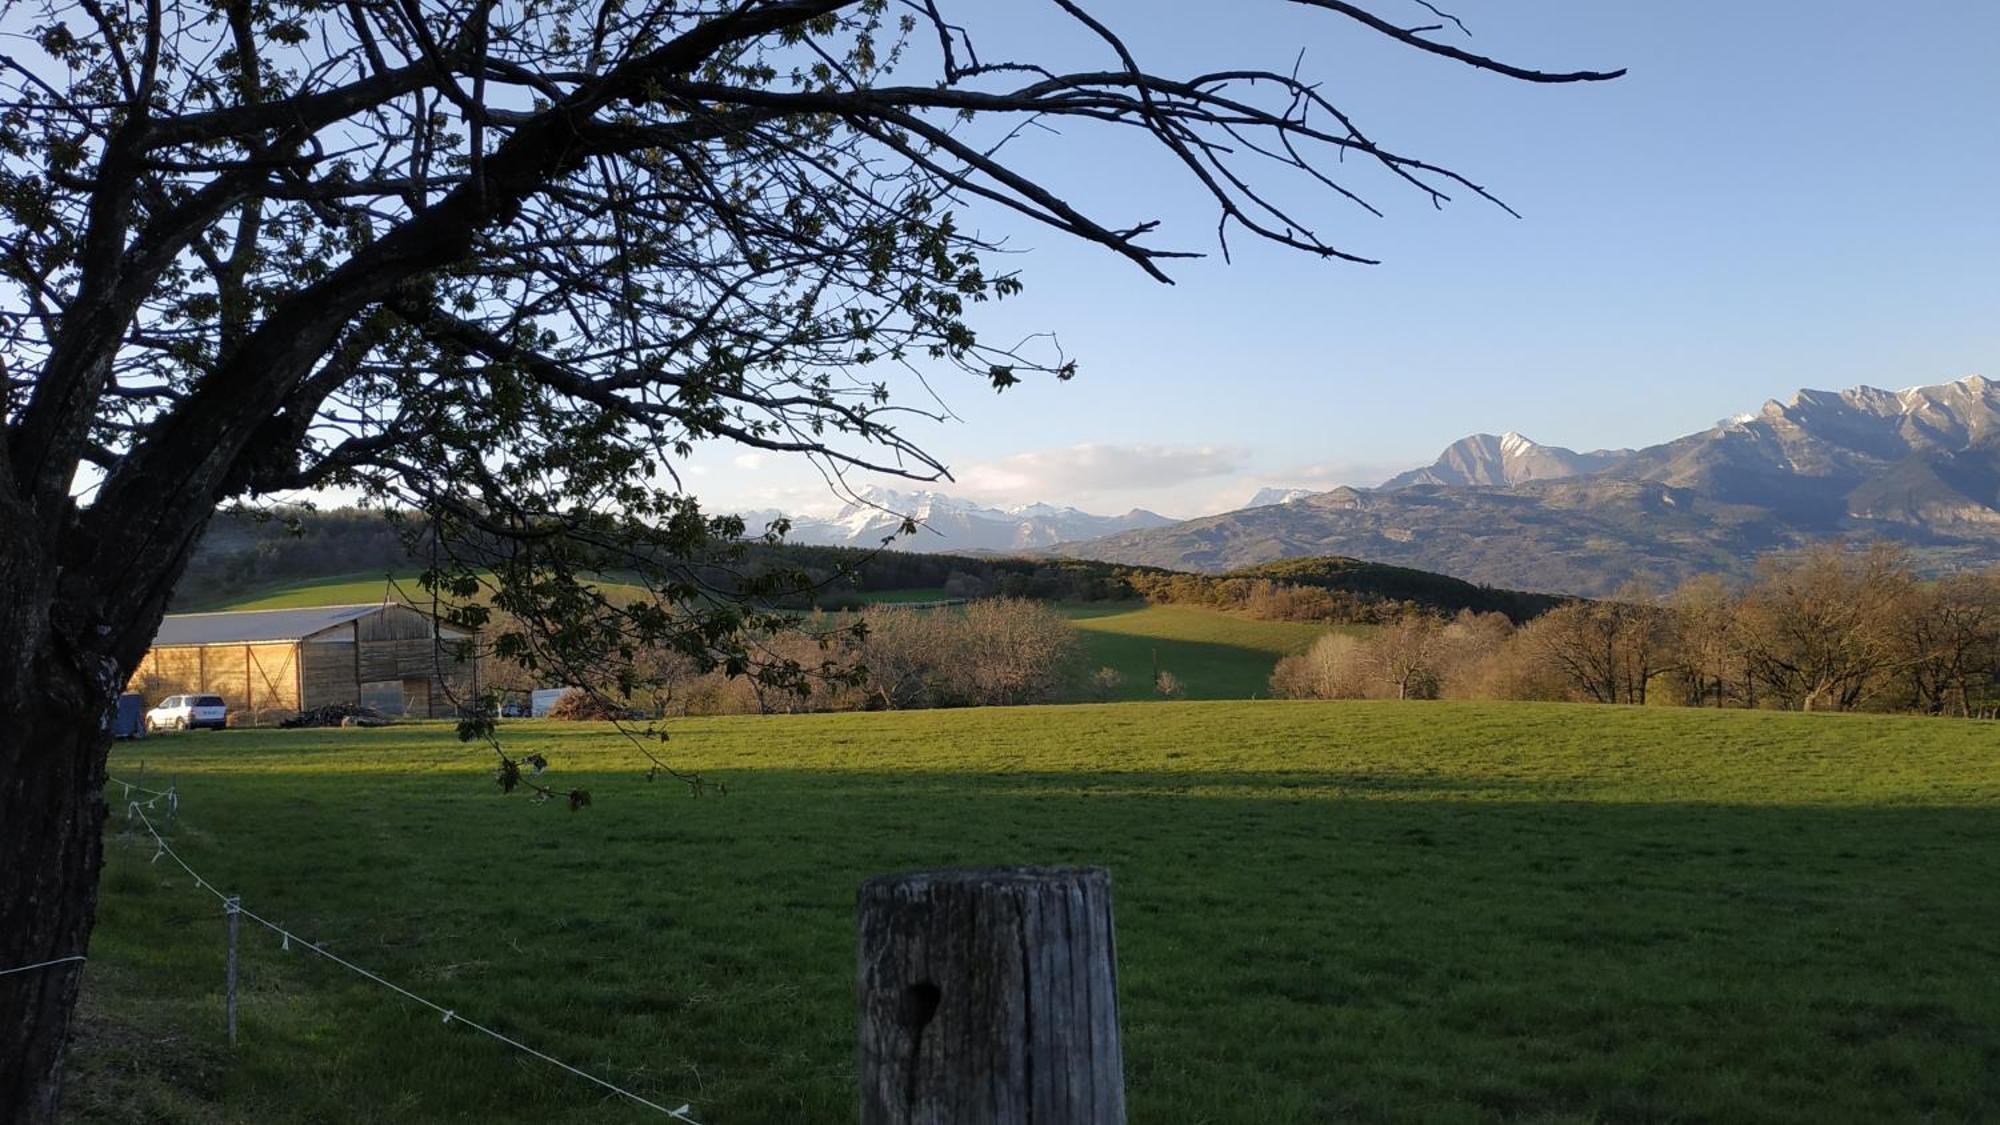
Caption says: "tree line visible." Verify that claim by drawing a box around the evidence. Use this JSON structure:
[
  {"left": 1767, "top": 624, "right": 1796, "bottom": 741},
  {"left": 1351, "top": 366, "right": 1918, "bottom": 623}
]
[
  {"left": 490, "top": 599, "right": 1085, "bottom": 717},
  {"left": 1273, "top": 543, "right": 2000, "bottom": 717}
]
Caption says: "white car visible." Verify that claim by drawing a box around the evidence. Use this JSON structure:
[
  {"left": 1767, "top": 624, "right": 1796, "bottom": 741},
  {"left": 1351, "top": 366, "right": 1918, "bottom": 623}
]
[{"left": 146, "top": 694, "right": 228, "bottom": 732}]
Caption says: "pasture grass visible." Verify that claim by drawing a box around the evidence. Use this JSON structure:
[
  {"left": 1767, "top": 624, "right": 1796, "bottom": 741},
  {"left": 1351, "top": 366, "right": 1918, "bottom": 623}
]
[
  {"left": 205, "top": 575, "right": 1327, "bottom": 703},
  {"left": 196, "top": 571, "right": 424, "bottom": 610},
  {"left": 76, "top": 702, "right": 2000, "bottom": 1123},
  {"left": 850, "top": 587, "right": 951, "bottom": 604},
  {"left": 1058, "top": 602, "right": 1337, "bottom": 700}
]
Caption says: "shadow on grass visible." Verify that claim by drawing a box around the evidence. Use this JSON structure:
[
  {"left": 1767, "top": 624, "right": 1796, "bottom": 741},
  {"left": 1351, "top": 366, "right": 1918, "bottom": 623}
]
[{"left": 75, "top": 768, "right": 2000, "bottom": 1124}]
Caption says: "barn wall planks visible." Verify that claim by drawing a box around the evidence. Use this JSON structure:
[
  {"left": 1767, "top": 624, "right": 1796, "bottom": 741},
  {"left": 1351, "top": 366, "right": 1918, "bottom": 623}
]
[
  {"left": 126, "top": 641, "right": 302, "bottom": 711},
  {"left": 131, "top": 605, "right": 477, "bottom": 717},
  {"left": 246, "top": 643, "right": 300, "bottom": 711},
  {"left": 300, "top": 639, "right": 361, "bottom": 709}
]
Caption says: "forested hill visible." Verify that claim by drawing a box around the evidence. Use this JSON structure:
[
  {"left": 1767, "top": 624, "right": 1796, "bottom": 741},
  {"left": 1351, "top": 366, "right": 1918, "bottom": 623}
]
[
  {"left": 177, "top": 507, "right": 1566, "bottom": 623},
  {"left": 1224, "top": 558, "right": 1569, "bottom": 621}
]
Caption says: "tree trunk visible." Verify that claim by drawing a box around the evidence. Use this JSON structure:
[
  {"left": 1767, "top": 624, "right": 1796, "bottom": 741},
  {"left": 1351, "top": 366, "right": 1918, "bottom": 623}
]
[{"left": 0, "top": 602, "right": 117, "bottom": 1122}]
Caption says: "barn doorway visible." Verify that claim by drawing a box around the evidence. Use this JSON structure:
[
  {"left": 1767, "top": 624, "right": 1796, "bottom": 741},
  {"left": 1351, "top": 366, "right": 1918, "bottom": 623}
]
[{"left": 359, "top": 679, "right": 405, "bottom": 715}]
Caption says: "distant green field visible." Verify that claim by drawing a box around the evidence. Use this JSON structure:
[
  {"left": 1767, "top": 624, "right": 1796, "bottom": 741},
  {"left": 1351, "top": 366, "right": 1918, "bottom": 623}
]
[
  {"left": 80, "top": 703, "right": 2000, "bottom": 1123},
  {"left": 198, "top": 571, "right": 423, "bottom": 610},
  {"left": 1059, "top": 601, "right": 1339, "bottom": 700},
  {"left": 205, "top": 576, "right": 1328, "bottom": 702},
  {"left": 204, "top": 571, "right": 658, "bottom": 611},
  {"left": 852, "top": 586, "right": 950, "bottom": 604}
]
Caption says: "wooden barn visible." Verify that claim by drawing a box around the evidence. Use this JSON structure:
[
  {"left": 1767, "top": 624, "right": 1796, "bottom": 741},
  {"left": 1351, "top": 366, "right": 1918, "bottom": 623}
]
[{"left": 130, "top": 603, "right": 478, "bottom": 718}]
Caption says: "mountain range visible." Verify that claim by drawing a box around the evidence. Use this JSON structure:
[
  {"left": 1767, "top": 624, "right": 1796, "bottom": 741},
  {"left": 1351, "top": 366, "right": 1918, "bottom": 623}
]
[
  {"left": 1067, "top": 375, "right": 2000, "bottom": 596},
  {"left": 1378, "top": 432, "right": 1633, "bottom": 490},
  {"left": 1244, "top": 487, "right": 1321, "bottom": 508},
  {"left": 744, "top": 487, "right": 1174, "bottom": 553}
]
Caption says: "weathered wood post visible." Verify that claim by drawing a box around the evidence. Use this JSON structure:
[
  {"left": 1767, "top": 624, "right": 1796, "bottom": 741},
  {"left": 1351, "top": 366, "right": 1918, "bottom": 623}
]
[
  {"left": 223, "top": 896, "right": 240, "bottom": 1047},
  {"left": 857, "top": 867, "right": 1125, "bottom": 1124}
]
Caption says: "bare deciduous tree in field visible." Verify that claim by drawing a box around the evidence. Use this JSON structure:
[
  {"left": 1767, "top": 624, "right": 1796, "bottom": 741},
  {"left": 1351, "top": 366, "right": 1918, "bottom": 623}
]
[
  {"left": 856, "top": 599, "right": 1076, "bottom": 708},
  {"left": 0, "top": 0, "right": 1618, "bottom": 1110},
  {"left": 1374, "top": 608, "right": 1446, "bottom": 699},
  {"left": 1521, "top": 587, "right": 1674, "bottom": 705},
  {"left": 1736, "top": 544, "right": 1912, "bottom": 713},
  {"left": 1668, "top": 573, "right": 1744, "bottom": 708}
]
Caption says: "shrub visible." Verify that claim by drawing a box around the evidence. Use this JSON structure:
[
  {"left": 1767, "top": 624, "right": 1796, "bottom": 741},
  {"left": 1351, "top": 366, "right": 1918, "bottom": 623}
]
[
  {"left": 1270, "top": 633, "right": 1378, "bottom": 699},
  {"left": 545, "top": 690, "right": 625, "bottom": 721},
  {"left": 1090, "top": 666, "right": 1124, "bottom": 699}
]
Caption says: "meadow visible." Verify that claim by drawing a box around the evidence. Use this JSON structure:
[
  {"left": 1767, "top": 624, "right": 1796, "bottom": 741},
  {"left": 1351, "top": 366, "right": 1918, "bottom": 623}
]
[
  {"left": 1058, "top": 602, "right": 1334, "bottom": 701},
  {"left": 76, "top": 703, "right": 2000, "bottom": 1123},
  {"left": 193, "top": 571, "right": 422, "bottom": 610},
  {"left": 200, "top": 576, "right": 1334, "bottom": 703}
]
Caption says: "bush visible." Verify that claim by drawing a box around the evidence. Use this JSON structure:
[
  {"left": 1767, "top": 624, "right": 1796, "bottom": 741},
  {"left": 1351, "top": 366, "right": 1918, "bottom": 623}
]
[
  {"left": 1090, "top": 666, "right": 1123, "bottom": 700},
  {"left": 545, "top": 690, "right": 626, "bottom": 721},
  {"left": 1154, "top": 670, "right": 1184, "bottom": 699},
  {"left": 1270, "top": 633, "right": 1379, "bottom": 699}
]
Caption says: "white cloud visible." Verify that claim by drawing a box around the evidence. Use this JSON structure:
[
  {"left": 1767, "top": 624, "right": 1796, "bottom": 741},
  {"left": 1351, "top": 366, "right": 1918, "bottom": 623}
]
[
  {"left": 951, "top": 443, "right": 1244, "bottom": 505},
  {"left": 731, "top": 452, "right": 768, "bottom": 471},
  {"left": 1268, "top": 459, "right": 1410, "bottom": 491}
]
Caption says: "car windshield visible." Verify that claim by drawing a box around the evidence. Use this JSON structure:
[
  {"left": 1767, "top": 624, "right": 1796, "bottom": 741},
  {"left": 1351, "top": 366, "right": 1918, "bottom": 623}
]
[{"left": 193, "top": 696, "right": 225, "bottom": 707}]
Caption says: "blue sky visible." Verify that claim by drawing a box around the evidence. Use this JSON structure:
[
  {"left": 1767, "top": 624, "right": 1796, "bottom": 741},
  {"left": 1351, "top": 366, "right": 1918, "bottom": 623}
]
[{"left": 692, "top": 1, "right": 2000, "bottom": 519}]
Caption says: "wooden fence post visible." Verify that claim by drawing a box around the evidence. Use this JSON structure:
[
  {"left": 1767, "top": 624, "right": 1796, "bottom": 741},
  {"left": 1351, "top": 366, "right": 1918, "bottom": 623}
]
[
  {"left": 223, "top": 896, "right": 240, "bottom": 1047},
  {"left": 857, "top": 867, "right": 1125, "bottom": 1125}
]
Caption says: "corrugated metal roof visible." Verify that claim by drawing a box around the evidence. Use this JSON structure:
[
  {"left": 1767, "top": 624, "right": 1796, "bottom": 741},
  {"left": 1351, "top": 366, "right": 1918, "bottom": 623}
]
[{"left": 151, "top": 604, "right": 384, "bottom": 646}]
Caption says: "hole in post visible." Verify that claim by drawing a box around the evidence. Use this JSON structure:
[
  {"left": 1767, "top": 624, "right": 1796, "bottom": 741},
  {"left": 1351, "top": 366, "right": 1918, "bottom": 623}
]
[{"left": 899, "top": 981, "right": 941, "bottom": 1031}]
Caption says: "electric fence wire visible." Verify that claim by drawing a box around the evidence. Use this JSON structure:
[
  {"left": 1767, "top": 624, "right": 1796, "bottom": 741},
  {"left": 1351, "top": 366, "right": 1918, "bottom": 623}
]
[
  {"left": 125, "top": 800, "right": 704, "bottom": 1123},
  {"left": 0, "top": 774, "right": 174, "bottom": 977}
]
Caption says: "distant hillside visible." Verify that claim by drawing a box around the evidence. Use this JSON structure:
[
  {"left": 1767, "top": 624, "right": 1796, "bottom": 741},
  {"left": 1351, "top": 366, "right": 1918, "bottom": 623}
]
[
  {"left": 1225, "top": 557, "right": 1568, "bottom": 621},
  {"left": 1067, "top": 375, "right": 2000, "bottom": 595},
  {"left": 181, "top": 508, "right": 1562, "bottom": 625},
  {"left": 175, "top": 509, "right": 423, "bottom": 608}
]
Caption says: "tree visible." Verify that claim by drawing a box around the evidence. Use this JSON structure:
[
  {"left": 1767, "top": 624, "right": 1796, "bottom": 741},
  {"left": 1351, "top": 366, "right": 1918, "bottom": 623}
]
[
  {"left": 1668, "top": 573, "right": 1743, "bottom": 707},
  {"left": 1433, "top": 609, "right": 1515, "bottom": 699},
  {"left": 1373, "top": 609, "right": 1446, "bottom": 699},
  {"left": 1892, "top": 569, "right": 2000, "bottom": 717},
  {"left": 956, "top": 598, "right": 1078, "bottom": 706},
  {"left": 1271, "top": 631, "right": 1376, "bottom": 699},
  {"left": 1736, "top": 543, "right": 1913, "bottom": 712},
  {"left": 1522, "top": 586, "right": 1673, "bottom": 705},
  {"left": 0, "top": 0, "right": 1617, "bottom": 1111}
]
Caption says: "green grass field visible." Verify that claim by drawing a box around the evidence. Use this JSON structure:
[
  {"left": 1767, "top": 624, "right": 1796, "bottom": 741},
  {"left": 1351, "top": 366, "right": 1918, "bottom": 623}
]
[
  {"left": 203, "top": 577, "right": 1329, "bottom": 703},
  {"left": 195, "top": 571, "right": 423, "bottom": 610},
  {"left": 78, "top": 703, "right": 2000, "bottom": 1123},
  {"left": 197, "top": 571, "right": 654, "bottom": 611},
  {"left": 851, "top": 587, "right": 951, "bottom": 604},
  {"left": 1059, "top": 602, "right": 1337, "bottom": 700}
]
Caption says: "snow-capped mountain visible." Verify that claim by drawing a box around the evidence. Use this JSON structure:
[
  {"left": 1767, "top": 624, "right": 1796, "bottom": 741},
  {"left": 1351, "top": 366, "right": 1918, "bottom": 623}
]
[
  {"left": 1379, "top": 431, "right": 1633, "bottom": 490},
  {"left": 754, "top": 487, "right": 1175, "bottom": 553},
  {"left": 1066, "top": 375, "right": 2000, "bottom": 595},
  {"left": 1617, "top": 374, "right": 2000, "bottom": 527},
  {"left": 1244, "top": 487, "right": 1321, "bottom": 508}
]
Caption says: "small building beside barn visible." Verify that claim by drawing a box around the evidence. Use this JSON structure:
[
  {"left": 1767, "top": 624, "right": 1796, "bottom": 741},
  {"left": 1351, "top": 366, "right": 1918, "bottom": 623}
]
[{"left": 129, "top": 603, "right": 478, "bottom": 718}]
